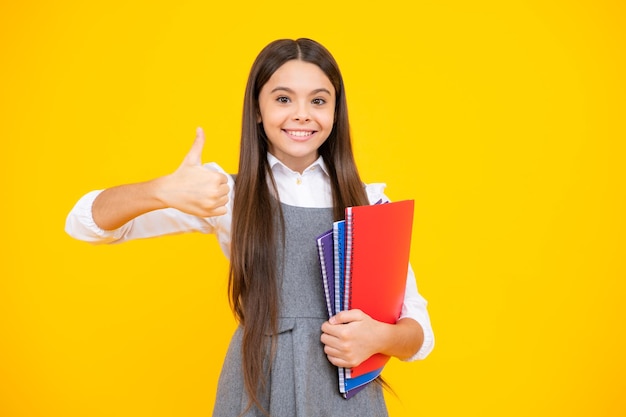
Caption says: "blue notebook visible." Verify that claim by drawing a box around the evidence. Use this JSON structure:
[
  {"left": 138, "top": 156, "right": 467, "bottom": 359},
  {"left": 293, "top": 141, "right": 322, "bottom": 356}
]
[{"left": 333, "top": 220, "right": 345, "bottom": 314}]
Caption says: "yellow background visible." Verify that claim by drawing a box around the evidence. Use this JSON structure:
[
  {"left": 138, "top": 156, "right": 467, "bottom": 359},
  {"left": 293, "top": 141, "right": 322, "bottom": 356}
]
[{"left": 1, "top": 0, "right": 625, "bottom": 416}]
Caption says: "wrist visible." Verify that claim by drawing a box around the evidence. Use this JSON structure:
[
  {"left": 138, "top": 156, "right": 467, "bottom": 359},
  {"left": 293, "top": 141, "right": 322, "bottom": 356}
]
[{"left": 149, "top": 175, "right": 174, "bottom": 209}]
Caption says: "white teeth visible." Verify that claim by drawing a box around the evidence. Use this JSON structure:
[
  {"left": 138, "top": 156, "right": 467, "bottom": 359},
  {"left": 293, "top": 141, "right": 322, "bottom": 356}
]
[{"left": 287, "top": 130, "right": 313, "bottom": 137}]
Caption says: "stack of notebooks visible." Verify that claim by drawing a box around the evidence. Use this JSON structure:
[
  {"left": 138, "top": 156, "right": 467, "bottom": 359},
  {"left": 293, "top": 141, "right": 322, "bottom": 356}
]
[{"left": 316, "top": 199, "right": 415, "bottom": 398}]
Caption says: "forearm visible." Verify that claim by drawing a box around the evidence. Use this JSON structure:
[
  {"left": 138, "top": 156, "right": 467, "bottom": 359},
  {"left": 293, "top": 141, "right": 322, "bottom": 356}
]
[
  {"left": 92, "top": 178, "right": 167, "bottom": 231},
  {"left": 375, "top": 317, "right": 424, "bottom": 361}
]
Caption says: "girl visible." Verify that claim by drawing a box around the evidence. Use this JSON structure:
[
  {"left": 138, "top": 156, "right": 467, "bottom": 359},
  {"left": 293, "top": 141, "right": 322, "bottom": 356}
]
[{"left": 66, "top": 38, "right": 434, "bottom": 417}]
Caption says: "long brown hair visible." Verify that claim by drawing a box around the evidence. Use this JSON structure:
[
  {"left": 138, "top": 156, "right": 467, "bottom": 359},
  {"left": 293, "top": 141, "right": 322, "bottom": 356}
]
[{"left": 229, "top": 38, "right": 369, "bottom": 415}]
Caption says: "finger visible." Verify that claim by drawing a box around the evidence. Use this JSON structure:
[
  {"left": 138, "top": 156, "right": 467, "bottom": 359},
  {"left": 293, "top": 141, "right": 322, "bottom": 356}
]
[
  {"left": 219, "top": 183, "right": 231, "bottom": 199},
  {"left": 320, "top": 327, "right": 338, "bottom": 343},
  {"left": 324, "top": 349, "right": 355, "bottom": 368},
  {"left": 182, "top": 127, "right": 205, "bottom": 166},
  {"left": 216, "top": 172, "right": 229, "bottom": 185}
]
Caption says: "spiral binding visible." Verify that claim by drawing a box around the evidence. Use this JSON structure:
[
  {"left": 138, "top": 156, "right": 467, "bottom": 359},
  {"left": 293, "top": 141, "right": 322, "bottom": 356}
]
[{"left": 343, "top": 207, "right": 355, "bottom": 379}]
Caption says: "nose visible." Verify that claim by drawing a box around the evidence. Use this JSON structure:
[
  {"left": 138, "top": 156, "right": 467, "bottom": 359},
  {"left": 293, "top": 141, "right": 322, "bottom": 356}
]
[{"left": 293, "top": 102, "right": 311, "bottom": 122}]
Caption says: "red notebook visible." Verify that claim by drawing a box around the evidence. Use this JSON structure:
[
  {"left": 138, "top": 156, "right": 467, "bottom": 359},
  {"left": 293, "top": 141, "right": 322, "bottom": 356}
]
[{"left": 344, "top": 200, "right": 414, "bottom": 378}]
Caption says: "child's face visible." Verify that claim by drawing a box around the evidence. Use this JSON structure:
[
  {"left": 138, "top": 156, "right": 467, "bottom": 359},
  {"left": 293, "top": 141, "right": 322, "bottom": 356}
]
[{"left": 258, "top": 59, "right": 336, "bottom": 173}]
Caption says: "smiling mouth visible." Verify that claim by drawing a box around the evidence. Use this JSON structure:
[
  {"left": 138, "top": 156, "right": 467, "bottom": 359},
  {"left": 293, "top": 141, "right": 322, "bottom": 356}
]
[{"left": 284, "top": 130, "right": 315, "bottom": 138}]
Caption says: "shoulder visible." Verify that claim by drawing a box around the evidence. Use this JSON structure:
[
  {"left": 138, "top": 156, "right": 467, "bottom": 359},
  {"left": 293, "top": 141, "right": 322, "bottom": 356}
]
[{"left": 364, "top": 182, "right": 390, "bottom": 204}]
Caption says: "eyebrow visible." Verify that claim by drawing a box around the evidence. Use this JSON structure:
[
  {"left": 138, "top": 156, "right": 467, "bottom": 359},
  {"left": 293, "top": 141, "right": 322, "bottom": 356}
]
[{"left": 270, "top": 86, "right": 333, "bottom": 96}]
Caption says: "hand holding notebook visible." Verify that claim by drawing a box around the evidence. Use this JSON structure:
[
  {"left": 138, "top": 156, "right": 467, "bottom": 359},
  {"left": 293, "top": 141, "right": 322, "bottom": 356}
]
[{"left": 316, "top": 199, "right": 415, "bottom": 397}]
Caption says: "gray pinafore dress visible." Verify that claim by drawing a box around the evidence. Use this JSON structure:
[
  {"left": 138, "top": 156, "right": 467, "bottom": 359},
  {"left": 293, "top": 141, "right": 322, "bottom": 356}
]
[{"left": 212, "top": 203, "right": 389, "bottom": 417}]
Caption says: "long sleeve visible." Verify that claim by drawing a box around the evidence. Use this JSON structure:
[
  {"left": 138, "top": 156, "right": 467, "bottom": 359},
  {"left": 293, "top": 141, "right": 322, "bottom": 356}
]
[
  {"left": 65, "top": 163, "right": 235, "bottom": 258},
  {"left": 399, "top": 265, "right": 435, "bottom": 361}
]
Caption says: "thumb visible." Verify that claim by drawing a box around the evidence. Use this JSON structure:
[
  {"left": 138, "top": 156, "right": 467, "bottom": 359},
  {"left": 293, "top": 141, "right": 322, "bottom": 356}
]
[
  {"left": 181, "top": 127, "right": 205, "bottom": 166},
  {"left": 331, "top": 309, "right": 366, "bottom": 325},
  {"left": 330, "top": 310, "right": 357, "bottom": 325}
]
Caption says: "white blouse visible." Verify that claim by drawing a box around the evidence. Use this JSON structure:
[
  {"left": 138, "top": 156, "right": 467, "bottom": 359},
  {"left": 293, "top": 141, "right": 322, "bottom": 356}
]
[{"left": 65, "top": 154, "right": 434, "bottom": 361}]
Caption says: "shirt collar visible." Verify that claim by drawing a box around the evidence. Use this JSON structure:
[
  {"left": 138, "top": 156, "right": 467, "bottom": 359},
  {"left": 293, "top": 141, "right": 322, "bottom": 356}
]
[{"left": 266, "top": 153, "right": 330, "bottom": 177}]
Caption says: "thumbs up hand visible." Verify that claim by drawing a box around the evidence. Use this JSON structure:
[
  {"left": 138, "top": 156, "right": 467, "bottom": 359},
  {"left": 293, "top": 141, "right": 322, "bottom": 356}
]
[{"left": 158, "top": 127, "right": 230, "bottom": 217}]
